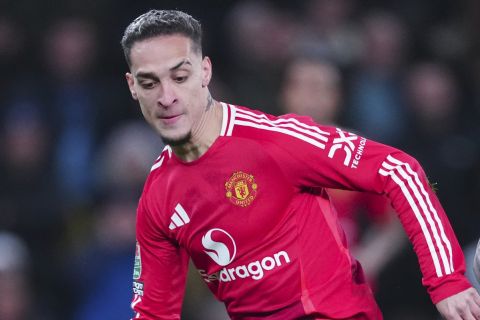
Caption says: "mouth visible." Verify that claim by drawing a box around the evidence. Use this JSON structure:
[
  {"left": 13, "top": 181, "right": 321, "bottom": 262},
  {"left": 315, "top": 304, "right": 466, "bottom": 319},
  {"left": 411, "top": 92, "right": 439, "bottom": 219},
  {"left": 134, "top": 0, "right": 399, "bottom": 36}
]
[{"left": 158, "top": 114, "right": 182, "bottom": 125}]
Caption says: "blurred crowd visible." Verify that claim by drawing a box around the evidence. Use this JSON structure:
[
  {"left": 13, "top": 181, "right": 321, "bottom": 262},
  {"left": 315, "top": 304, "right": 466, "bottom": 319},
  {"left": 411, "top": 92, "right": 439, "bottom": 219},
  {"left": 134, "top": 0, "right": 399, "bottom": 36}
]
[{"left": 0, "top": 0, "right": 480, "bottom": 319}]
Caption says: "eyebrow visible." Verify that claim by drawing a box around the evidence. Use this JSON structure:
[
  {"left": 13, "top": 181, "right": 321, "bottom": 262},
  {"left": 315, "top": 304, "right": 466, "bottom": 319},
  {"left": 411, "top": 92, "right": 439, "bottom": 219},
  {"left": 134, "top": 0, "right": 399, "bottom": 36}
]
[
  {"left": 135, "top": 71, "right": 158, "bottom": 80},
  {"left": 170, "top": 59, "right": 192, "bottom": 71},
  {"left": 135, "top": 59, "right": 192, "bottom": 80}
]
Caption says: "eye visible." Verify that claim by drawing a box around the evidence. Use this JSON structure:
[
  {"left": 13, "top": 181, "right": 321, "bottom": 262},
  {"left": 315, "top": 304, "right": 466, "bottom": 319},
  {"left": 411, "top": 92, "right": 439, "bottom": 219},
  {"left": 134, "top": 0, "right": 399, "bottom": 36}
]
[
  {"left": 174, "top": 76, "right": 187, "bottom": 83},
  {"left": 140, "top": 81, "right": 156, "bottom": 89}
]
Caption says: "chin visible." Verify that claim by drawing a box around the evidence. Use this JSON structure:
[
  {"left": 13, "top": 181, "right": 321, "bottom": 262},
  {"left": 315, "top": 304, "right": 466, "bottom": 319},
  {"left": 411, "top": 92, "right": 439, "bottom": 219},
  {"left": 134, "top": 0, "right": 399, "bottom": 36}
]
[{"left": 160, "top": 132, "right": 192, "bottom": 146}]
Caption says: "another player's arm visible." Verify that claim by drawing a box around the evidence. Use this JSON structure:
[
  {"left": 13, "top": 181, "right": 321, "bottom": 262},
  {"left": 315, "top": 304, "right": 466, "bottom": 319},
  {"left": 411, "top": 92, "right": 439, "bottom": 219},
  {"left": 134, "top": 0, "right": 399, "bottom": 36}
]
[
  {"left": 131, "top": 197, "right": 189, "bottom": 320},
  {"left": 475, "top": 239, "right": 480, "bottom": 284},
  {"left": 268, "top": 118, "right": 478, "bottom": 317}
]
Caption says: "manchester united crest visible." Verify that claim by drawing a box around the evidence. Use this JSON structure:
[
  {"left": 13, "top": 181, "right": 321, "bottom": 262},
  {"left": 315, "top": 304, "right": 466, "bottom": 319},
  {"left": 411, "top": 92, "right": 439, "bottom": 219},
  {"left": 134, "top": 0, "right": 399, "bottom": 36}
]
[{"left": 225, "top": 171, "right": 258, "bottom": 207}]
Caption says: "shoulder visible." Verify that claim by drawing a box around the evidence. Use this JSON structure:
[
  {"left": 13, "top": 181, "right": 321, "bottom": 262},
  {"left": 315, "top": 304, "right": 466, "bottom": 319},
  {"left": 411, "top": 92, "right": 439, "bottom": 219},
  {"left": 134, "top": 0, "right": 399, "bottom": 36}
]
[
  {"left": 143, "top": 145, "right": 173, "bottom": 192},
  {"left": 136, "top": 146, "right": 174, "bottom": 235},
  {"left": 150, "top": 145, "right": 173, "bottom": 172},
  {"left": 222, "top": 103, "right": 332, "bottom": 150}
]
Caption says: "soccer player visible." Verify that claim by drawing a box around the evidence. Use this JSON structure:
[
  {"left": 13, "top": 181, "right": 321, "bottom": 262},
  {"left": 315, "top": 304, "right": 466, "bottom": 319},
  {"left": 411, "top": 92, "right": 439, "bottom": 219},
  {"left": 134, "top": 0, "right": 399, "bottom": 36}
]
[{"left": 121, "top": 9, "right": 480, "bottom": 320}]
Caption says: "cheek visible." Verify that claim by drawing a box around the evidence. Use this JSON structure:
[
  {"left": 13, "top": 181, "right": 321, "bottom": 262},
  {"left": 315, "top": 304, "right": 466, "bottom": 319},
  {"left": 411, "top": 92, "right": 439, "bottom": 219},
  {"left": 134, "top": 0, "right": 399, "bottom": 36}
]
[
  {"left": 183, "top": 83, "right": 205, "bottom": 107},
  {"left": 138, "top": 99, "right": 154, "bottom": 120},
  {"left": 184, "top": 81, "right": 203, "bottom": 98},
  {"left": 137, "top": 91, "right": 156, "bottom": 108}
]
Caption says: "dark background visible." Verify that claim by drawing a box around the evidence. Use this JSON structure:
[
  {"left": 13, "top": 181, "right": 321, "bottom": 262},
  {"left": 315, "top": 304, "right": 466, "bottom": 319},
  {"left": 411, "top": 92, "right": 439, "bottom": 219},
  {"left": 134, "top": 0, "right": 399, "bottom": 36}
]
[{"left": 0, "top": 0, "right": 479, "bottom": 319}]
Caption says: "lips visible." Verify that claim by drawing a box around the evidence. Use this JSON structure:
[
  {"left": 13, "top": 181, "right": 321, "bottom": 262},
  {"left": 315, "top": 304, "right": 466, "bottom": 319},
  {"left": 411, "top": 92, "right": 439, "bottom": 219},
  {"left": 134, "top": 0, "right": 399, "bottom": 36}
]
[{"left": 158, "top": 114, "right": 181, "bottom": 125}]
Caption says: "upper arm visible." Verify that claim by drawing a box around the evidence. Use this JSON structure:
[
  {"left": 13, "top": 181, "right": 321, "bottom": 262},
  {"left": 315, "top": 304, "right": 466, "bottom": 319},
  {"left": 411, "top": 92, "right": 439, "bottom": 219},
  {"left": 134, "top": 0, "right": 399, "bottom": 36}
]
[
  {"left": 131, "top": 198, "right": 189, "bottom": 320},
  {"left": 256, "top": 117, "right": 470, "bottom": 302},
  {"left": 264, "top": 122, "right": 394, "bottom": 193}
]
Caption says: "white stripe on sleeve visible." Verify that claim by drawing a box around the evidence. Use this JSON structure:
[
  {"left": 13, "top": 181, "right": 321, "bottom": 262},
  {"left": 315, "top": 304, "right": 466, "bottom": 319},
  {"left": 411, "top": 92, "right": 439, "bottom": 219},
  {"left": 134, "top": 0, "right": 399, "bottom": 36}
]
[
  {"left": 379, "top": 166, "right": 444, "bottom": 277},
  {"left": 379, "top": 155, "right": 454, "bottom": 277},
  {"left": 386, "top": 155, "right": 454, "bottom": 272}
]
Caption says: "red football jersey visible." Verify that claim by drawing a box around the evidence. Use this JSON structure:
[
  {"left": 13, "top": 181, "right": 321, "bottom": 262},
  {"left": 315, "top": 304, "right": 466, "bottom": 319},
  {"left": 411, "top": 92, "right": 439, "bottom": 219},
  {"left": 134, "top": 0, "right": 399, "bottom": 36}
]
[{"left": 130, "top": 103, "right": 471, "bottom": 319}]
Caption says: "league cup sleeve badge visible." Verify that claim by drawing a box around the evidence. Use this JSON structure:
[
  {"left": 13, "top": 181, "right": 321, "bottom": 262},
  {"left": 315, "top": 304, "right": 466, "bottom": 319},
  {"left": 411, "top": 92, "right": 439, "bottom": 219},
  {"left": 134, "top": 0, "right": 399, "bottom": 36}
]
[
  {"left": 225, "top": 171, "right": 258, "bottom": 207},
  {"left": 132, "top": 241, "right": 144, "bottom": 296},
  {"left": 133, "top": 241, "right": 142, "bottom": 280}
]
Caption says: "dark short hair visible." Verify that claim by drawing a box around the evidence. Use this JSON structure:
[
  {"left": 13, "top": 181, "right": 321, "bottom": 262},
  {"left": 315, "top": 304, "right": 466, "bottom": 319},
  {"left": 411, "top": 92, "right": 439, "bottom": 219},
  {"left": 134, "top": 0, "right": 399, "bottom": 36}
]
[{"left": 121, "top": 9, "right": 203, "bottom": 67}]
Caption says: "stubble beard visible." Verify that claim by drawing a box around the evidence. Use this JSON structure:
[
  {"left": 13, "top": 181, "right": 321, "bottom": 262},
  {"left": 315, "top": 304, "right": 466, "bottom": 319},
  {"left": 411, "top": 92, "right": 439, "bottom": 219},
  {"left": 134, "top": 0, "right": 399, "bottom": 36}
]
[{"left": 160, "top": 131, "right": 192, "bottom": 147}]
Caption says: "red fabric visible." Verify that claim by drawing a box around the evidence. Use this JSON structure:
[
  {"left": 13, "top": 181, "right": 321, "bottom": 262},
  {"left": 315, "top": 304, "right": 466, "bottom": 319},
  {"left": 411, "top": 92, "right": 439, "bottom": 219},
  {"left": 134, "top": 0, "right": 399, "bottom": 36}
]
[
  {"left": 131, "top": 104, "right": 470, "bottom": 319},
  {"left": 327, "top": 189, "right": 391, "bottom": 247}
]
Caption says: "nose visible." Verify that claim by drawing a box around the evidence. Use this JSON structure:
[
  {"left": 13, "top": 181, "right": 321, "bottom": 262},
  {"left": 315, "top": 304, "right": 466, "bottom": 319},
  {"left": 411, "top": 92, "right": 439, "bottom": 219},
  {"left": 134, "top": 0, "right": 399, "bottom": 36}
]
[{"left": 157, "top": 82, "right": 177, "bottom": 107}]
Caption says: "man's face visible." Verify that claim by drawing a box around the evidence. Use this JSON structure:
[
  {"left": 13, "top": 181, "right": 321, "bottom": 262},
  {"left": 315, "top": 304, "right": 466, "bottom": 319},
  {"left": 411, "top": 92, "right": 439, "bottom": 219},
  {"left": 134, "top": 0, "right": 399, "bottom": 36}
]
[{"left": 126, "top": 34, "right": 211, "bottom": 145}]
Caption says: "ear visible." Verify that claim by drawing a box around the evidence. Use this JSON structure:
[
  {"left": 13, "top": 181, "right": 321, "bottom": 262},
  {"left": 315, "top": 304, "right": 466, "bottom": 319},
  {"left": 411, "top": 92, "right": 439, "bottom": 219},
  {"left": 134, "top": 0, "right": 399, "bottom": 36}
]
[
  {"left": 201, "top": 56, "right": 212, "bottom": 88},
  {"left": 125, "top": 72, "right": 138, "bottom": 100}
]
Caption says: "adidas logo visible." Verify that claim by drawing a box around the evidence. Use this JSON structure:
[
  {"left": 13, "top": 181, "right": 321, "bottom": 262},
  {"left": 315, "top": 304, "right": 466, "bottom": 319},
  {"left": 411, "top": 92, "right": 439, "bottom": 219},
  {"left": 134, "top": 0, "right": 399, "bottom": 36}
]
[{"left": 169, "top": 203, "right": 190, "bottom": 230}]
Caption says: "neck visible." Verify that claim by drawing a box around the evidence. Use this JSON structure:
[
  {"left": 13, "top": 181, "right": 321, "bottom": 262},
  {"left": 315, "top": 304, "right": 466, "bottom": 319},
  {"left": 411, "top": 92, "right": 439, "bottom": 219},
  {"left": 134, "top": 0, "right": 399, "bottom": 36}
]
[{"left": 172, "top": 99, "right": 223, "bottom": 162}]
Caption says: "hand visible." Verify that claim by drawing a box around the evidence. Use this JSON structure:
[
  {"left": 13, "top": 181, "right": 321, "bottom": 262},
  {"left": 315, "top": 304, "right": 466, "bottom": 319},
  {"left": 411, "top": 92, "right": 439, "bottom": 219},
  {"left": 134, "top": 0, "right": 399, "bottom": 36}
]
[{"left": 435, "top": 287, "right": 480, "bottom": 319}]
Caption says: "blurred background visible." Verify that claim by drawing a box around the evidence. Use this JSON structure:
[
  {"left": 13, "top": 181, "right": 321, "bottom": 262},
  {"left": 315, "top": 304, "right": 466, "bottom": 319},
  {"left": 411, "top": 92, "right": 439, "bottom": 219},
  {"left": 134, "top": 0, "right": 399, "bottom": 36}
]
[{"left": 0, "top": 0, "right": 479, "bottom": 319}]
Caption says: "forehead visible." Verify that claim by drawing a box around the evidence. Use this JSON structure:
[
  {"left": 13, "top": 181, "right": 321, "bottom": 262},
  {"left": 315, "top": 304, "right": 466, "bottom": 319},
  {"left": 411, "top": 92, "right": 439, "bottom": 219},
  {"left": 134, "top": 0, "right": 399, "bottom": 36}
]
[{"left": 129, "top": 34, "right": 199, "bottom": 72}]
